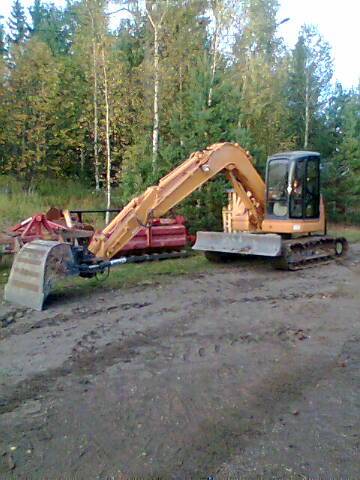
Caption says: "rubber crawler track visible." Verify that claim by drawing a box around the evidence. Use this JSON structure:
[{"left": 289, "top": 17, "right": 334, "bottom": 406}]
[{"left": 276, "top": 236, "right": 349, "bottom": 270}]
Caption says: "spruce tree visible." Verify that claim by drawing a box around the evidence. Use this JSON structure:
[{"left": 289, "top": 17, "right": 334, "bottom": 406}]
[
  {"left": 5, "top": 39, "right": 60, "bottom": 186},
  {"left": 233, "top": 0, "right": 289, "bottom": 165},
  {"left": 286, "top": 25, "right": 333, "bottom": 149},
  {"left": 338, "top": 88, "right": 360, "bottom": 216},
  {"left": 29, "top": 0, "right": 46, "bottom": 35},
  {"left": 8, "top": 0, "right": 28, "bottom": 44},
  {"left": 0, "top": 17, "right": 6, "bottom": 56}
]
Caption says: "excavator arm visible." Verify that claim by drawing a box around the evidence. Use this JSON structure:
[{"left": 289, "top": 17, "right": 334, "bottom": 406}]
[
  {"left": 89, "top": 142, "right": 266, "bottom": 259},
  {"left": 4, "top": 143, "right": 267, "bottom": 311}
]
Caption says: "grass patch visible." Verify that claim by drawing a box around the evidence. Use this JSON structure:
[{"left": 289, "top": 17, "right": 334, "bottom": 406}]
[
  {"left": 1, "top": 252, "right": 215, "bottom": 295},
  {"left": 0, "top": 176, "right": 123, "bottom": 230},
  {"left": 328, "top": 224, "right": 360, "bottom": 243},
  {"left": 53, "top": 253, "right": 215, "bottom": 296},
  {"left": 0, "top": 255, "right": 12, "bottom": 286}
]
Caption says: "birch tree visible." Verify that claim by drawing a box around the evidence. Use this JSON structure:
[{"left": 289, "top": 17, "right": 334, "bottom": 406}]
[
  {"left": 145, "top": 0, "right": 169, "bottom": 172},
  {"left": 4, "top": 38, "right": 60, "bottom": 187},
  {"left": 86, "top": 1, "right": 101, "bottom": 190},
  {"left": 101, "top": 43, "right": 112, "bottom": 224},
  {"left": 207, "top": 0, "right": 235, "bottom": 108}
]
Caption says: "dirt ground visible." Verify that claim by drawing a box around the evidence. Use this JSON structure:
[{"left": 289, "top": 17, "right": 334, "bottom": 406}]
[{"left": 0, "top": 246, "right": 359, "bottom": 479}]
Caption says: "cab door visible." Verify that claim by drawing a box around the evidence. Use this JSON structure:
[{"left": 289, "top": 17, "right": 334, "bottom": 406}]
[
  {"left": 266, "top": 158, "right": 290, "bottom": 218},
  {"left": 290, "top": 156, "right": 320, "bottom": 219}
]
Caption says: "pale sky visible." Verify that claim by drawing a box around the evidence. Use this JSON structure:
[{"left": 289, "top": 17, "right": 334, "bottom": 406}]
[{"left": 1, "top": 0, "right": 359, "bottom": 88}]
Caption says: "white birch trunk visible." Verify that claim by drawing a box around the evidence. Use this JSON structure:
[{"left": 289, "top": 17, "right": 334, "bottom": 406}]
[
  {"left": 91, "top": 20, "right": 100, "bottom": 191},
  {"left": 152, "top": 25, "right": 160, "bottom": 170},
  {"left": 101, "top": 46, "right": 112, "bottom": 225},
  {"left": 208, "top": 10, "right": 220, "bottom": 108},
  {"left": 146, "top": 1, "right": 168, "bottom": 173}
]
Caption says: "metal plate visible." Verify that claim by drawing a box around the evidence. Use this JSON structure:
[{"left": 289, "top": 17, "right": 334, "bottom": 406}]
[{"left": 193, "top": 231, "right": 282, "bottom": 257}]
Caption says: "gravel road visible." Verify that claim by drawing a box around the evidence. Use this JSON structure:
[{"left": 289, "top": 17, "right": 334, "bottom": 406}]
[{"left": 0, "top": 247, "right": 359, "bottom": 478}]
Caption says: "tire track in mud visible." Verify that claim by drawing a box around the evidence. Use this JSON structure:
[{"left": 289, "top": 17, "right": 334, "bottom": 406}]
[
  {"left": 241, "top": 290, "right": 336, "bottom": 303},
  {"left": 0, "top": 263, "right": 350, "bottom": 417},
  {"left": 0, "top": 313, "right": 318, "bottom": 417},
  {"left": 0, "top": 296, "right": 221, "bottom": 415},
  {"left": 0, "top": 302, "right": 152, "bottom": 339},
  {"left": 0, "top": 327, "right": 155, "bottom": 415},
  {"left": 0, "top": 287, "right": 337, "bottom": 341},
  {"left": 213, "top": 336, "right": 360, "bottom": 479},
  {"left": 0, "top": 283, "right": 338, "bottom": 415},
  {"left": 162, "top": 355, "right": 346, "bottom": 478},
  {"left": 0, "top": 301, "right": 157, "bottom": 414}
]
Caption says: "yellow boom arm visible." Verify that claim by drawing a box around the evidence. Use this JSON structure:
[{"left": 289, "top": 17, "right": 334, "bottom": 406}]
[{"left": 89, "top": 142, "right": 266, "bottom": 259}]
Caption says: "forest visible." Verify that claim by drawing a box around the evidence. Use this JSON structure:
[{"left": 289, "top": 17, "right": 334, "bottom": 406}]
[{"left": 0, "top": 0, "right": 359, "bottom": 230}]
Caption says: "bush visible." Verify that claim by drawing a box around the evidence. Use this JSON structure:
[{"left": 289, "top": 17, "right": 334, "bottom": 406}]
[{"left": 0, "top": 175, "right": 109, "bottom": 229}]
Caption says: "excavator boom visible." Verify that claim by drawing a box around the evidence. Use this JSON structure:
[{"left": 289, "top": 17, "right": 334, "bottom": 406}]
[{"left": 89, "top": 143, "right": 265, "bottom": 259}]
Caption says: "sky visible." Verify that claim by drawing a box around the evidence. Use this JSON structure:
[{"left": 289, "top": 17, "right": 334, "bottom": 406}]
[{"left": 1, "top": 0, "right": 359, "bottom": 88}]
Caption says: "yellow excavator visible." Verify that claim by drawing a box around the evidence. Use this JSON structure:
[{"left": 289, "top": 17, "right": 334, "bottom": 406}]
[{"left": 5, "top": 143, "right": 347, "bottom": 310}]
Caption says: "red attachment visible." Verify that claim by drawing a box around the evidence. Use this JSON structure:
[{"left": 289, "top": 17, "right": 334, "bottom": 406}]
[
  {"left": 2, "top": 209, "right": 194, "bottom": 257},
  {"left": 118, "top": 215, "right": 194, "bottom": 255},
  {"left": 3, "top": 210, "right": 93, "bottom": 255},
  {"left": 9, "top": 213, "right": 71, "bottom": 242}
]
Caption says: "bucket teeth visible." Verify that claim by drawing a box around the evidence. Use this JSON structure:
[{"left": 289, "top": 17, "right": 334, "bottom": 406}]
[{"left": 4, "top": 240, "right": 74, "bottom": 311}]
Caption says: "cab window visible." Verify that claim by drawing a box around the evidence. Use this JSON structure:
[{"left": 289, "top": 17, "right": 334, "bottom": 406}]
[
  {"left": 304, "top": 158, "right": 320, "bottom": 218},
  {"left": 289, "top": 156, "right": 320, "bottom": 219},
  {"left": 290, "top": 159, "right": 305, "bottom": 218},
  {"left": 267, "top": 159, "right": 289, "bottom": 217}
]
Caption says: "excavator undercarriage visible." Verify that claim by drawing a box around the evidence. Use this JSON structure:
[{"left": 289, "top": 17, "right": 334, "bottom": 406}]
[
  {"left": 194, "top": 232, "right": 348, "bottom": 269},
  {"left": 4, "top": 142, "right": 348, "bottom": 310},
  {"left": 275, "top": 235, "right": 348, "bottom": 270}
]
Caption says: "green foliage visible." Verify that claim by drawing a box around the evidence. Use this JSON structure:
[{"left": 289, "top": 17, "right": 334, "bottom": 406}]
[
  {"left": 29, "top": 1, "right": 71, "bottom": 55},
  {"left": 179, "top": 178, "right": 228, "bottom": 233},
  {"left": 2, "top": 38, "right": 61, "bottom": 186},
  {"left": 8, "top": 0, "right": 28, "bottom": 44},
  {"left": 321, "top": 85, "right": 360, "bottom": 222},
  {"left": 0, "top": 0, "right": 358, "bottom": 229},
  {"left": 0, "top": 175, "right": 107, "bottom": 228},
  {"left": 286, "top": 25, "right": 333, "bottom": 149},
  {"left": 232, "top": 0, "right": 291, "bottom": 167},
  {"left": 0, "top": 18, "right": 6, "bottom": 55}
]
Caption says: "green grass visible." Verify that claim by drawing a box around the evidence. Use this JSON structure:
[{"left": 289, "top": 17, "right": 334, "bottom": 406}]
[
  {"left": 328, "top": 224, "right": 360, "bottom": 243},
  {"left": 54, "top": 253, "right": 214, "bottom": 296},
  {"left": 0, "top": 176, "right": 122, "bottom": 230},
  {"left": 0, "top": 251, "right": 215, "bottom": 293}
]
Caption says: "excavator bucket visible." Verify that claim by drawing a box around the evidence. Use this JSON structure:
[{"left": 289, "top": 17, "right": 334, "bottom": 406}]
[
  {"left": 4, "top": 240, "right": 74, "bottom": 311},
  {"left": 193, "top": 231, "right": 282, "bottom": 257}
]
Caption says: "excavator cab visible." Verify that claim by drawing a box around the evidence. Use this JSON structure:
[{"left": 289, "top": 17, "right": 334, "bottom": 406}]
[
  {"left": 266, "top": 152, "right": 320, "bottom": 220},
  {"left": 262, "top": 152, "right": 324, "bottom": 235}
]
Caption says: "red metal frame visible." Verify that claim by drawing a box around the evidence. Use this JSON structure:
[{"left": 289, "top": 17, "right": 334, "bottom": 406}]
[
  {"left": 2, "top": 211, "right": 194, "bottom": 257},
  {"left": 9, "top": 213, "right": 73, "bottom": 243},
  {"left": 118, "top": 216, "right": 194, "bottom": 255}
]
